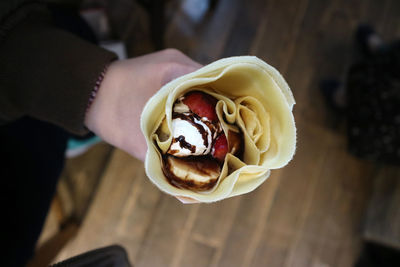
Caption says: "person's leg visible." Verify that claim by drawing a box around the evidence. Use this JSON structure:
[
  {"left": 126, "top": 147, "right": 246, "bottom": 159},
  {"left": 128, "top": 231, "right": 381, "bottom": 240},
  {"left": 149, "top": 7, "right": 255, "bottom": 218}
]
[
  {"left": 0, "top": 6, "right": 106, "bottom": 266},
  {"left": 0, "top": 117, "right": 69, "bottom": 267},
  {"left": 0, "top": 6, "right": 100, "bottom": 265}
]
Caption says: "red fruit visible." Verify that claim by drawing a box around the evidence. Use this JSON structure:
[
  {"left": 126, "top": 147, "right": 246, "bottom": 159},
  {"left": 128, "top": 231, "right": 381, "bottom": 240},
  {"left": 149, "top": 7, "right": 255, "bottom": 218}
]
[
  {"left": 183, "top": 91, "right": 218, "bottom": 121},
  {"left": 212, "top": 134, "right": 228, "bottom": 162}
]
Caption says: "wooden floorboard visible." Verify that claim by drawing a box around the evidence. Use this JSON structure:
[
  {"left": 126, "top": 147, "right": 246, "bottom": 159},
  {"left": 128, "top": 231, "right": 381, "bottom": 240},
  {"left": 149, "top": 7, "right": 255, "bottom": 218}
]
[
  {"left": 216, "top": 171, "right": 281, "bottom": 267},
  {"left": 134, "top": 194, "right": 192, "bottom": 267},
  {"left": 250, "top": 0, "right": 309, "bottom": 72},
  {"left": 220, "top": 0, "right": 270, "bottom": 58},
  {"left": 50, "top": 0, "right": 400, "bottom": 266},
  {"left": 250, "top": 117, "right": 336, "bottom": 267},
  {"left": 178, "top": 237, "right": 216, "bottom": 267},
  {"left": 381, "top": 0, "right": 400, "bottom": 38},
  {"left": 190, "top": 198, "right": 240, "bottom": 249},
  {"left": 166, "top": 0, "right": 243, "bottom": 63},
  {"left": 55, "top": 149, "right": 162, "bottom": 263},
  {"left": 364, "top": 166, "right": 400, "bottom": 249}
]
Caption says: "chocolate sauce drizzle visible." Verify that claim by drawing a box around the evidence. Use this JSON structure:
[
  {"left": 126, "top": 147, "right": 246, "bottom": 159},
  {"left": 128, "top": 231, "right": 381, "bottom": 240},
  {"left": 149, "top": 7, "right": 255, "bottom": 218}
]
[
  {"left": 173, "top": 112, "right": 210, "bottom": 148},
  {"left": 174, "top": 135, "right": 196, "bottom": 153}
]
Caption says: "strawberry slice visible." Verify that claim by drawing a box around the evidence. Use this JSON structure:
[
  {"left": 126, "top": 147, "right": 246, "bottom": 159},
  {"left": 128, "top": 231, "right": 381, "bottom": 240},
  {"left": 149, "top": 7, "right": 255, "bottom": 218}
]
[
  {"left": 212, "top": 134, "right": 228, "bottom": 162},
  {"left": 183, "top": 91, "right": 218, "bottom": 121}
]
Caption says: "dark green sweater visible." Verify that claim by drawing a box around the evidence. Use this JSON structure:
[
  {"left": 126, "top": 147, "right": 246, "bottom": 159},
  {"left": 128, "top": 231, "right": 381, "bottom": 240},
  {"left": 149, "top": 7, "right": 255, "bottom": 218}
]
[{"left": 0, "top": 0, "right": 117, "bottom": 134}]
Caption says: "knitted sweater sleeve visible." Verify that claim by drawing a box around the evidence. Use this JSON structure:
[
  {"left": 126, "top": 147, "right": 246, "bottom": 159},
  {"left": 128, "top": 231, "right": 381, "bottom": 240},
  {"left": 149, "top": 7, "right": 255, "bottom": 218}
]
[{"left": 0, "top": 1, "right": 117, "bottom": 134}]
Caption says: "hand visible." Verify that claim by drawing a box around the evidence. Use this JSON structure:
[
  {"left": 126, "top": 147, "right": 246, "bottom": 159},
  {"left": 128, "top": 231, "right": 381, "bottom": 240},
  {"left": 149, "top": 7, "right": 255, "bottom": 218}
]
[
  {"left": 175, "top": 196, "right": 201, "bottom": 204},
  {"left": 85, "top": 49, "right": 202, "bottom": 162},
  {"left": 85, "top": 49, "right": 201, "bottom": 204}
]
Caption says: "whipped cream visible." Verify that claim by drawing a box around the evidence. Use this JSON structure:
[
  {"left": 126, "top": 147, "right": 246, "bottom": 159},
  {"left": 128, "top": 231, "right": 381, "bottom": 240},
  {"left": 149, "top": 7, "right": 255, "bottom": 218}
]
[
  {"left": 167, "top": 96, "right": 223, "bottom": 157},
  {"left": 169, "top": 116, "right": 212, "bottom": 157}
]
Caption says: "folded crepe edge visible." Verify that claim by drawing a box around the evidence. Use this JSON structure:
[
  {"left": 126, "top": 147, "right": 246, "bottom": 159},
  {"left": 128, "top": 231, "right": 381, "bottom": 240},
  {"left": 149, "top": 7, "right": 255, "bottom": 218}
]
[{"left": 141, "top": 56, "right": 295, "bottom": 130}]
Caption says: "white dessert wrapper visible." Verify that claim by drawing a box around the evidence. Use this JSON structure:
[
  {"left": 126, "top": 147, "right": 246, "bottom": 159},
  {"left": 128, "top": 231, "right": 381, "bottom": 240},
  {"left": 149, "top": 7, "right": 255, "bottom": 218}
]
[{"left": 140, "top": 56, "right": 296, "bottom": 202}]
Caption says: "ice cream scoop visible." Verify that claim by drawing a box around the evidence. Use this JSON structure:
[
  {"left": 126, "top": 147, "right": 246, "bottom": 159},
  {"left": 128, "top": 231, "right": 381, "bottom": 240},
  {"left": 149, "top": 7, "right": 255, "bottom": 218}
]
[
  {"left": 167, "top": 92, "right": 224, "bottom": 159},
  {"left": 167, "top": 114, "right": 213, "bottom": 157}
]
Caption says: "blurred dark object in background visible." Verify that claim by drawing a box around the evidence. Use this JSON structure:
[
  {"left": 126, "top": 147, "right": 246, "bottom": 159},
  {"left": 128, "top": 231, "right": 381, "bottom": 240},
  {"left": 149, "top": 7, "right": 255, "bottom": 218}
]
[
  {"left": 321, "top": 24, "right": 400, "bottom": 165},
  {"left": 321, "top": 24, "right": 400, "bottom": 267},
  {"left": 1, "top": 117, "right": 69, "bottom": 267},
  {"left": 49, "top": 245, "right": 131, "bottom": 267},
  {"left": 355, "top": 242, "right": 400, "bottom": 267}
]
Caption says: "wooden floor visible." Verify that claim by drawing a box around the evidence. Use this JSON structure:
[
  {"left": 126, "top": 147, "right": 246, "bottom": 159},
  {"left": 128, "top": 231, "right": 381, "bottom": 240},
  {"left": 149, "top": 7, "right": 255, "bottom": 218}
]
[{"left": 51, "top": 0, "right": 400, "bottom": 266}]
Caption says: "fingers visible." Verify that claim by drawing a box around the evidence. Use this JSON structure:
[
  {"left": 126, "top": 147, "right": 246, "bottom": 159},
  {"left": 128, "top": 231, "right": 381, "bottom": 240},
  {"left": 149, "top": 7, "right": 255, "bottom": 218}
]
[
  {"left": 132, "top": 48, "right": 203, "bottom": 86},
  {"left": 181, "top": 56, "right": 203, "bottom": 69},
  {"left": 175, "top": 196, "right": 200, "bottom": 204},
  {"left": 160, "top": 60, "right": 203, "bottom": 85},
  {"left": 158, "top": 48, "right": 203, "bottom": 69}
]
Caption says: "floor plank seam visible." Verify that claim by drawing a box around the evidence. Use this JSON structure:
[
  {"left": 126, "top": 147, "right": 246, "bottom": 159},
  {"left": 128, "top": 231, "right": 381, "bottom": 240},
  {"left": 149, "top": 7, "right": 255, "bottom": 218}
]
[
  {"left": 209, "top": 198, "right": 241, "bottom": 267},
  {"left": 241, "top": 176, "right": 282, "bottom": 267},
  {"left": 282, "top": 148, "right": 331, "bottom": 267},
  {"left": 170, "top": 204, "right": 200, "bottom": 267},
  {"left": 134, "top": 193, "right": 165, "bottom": 264}
]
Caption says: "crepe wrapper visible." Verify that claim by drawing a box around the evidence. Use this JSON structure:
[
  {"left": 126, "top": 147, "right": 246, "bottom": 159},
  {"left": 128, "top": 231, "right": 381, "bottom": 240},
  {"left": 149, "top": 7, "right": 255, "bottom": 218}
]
[{"left": 140, "top": 56, "right": 296, "bottom": 202}]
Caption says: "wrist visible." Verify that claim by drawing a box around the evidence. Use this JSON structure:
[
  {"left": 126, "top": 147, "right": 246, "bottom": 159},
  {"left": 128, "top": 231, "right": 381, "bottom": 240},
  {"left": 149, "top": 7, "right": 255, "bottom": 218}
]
[
  {"left": 84, "top": 61, "right": 119, "bottom": 136},
  {"left": 86, "top": 64, "right": 109, "bottom": 115}
]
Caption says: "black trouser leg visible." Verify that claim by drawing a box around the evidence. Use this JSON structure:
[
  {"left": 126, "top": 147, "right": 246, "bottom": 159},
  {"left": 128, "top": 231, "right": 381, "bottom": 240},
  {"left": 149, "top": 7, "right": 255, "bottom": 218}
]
[{"left": 0, "top": 117, "right": 69, "bottom": 267}]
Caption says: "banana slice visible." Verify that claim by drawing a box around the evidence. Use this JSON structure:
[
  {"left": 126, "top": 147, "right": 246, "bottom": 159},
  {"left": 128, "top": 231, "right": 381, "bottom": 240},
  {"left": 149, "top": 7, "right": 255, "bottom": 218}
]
[{"left": 163, "top": 156, "right": 221, "bottom": 191}]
